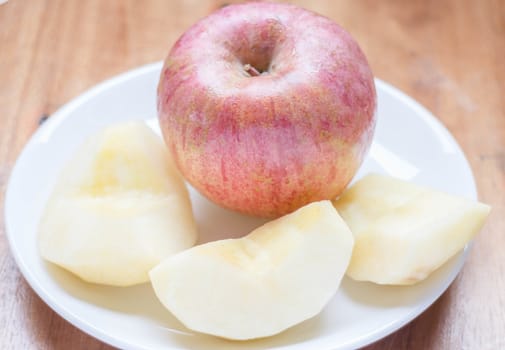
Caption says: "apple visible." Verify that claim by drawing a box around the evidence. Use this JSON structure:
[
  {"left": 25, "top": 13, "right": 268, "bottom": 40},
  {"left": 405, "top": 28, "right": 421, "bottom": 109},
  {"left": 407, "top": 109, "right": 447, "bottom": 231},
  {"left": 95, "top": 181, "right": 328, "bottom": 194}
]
[
  {"left": 38, "top": 122, "right": 197, "bottom": 286},
  {"left": 157, "top": 2, "right": 377, "bottom": 217},
  {"left": 333, "top": 174, "right": 491, "bottom": 285},
  {"left": 149, "top": 200, "right": 354, "bottom": 340}
]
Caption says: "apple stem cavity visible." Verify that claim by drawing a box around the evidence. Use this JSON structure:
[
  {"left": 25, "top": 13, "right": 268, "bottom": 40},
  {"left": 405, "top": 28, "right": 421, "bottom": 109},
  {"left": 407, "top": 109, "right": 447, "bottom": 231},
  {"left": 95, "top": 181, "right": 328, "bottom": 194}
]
[{"left": 244, "top": 63, "right": 262, "bottom": 77}]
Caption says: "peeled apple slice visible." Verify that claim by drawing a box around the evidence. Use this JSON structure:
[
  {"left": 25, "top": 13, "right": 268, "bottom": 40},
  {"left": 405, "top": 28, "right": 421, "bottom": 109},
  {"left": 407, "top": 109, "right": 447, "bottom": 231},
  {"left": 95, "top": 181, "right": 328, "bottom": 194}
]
[
  {"left": 333, "top": 173, "right": 491, "bottom": 285},
  {"left": 149, "top": 200, "right": 354, "bottom": 340},
  {"left": 38, "top": 122, "right": 197, "bottom": 286}
]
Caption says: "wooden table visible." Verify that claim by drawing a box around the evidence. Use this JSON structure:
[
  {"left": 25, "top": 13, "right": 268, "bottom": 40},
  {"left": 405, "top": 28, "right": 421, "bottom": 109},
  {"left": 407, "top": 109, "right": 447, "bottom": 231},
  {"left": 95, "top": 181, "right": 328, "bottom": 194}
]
[{"left": 1, "top": 1, "right": 503, "bottom": 349}]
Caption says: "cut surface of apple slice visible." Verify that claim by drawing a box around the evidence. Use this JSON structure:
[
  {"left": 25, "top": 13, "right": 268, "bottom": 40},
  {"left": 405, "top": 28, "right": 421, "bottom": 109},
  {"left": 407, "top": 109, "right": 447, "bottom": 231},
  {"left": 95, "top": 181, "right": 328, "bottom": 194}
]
[
  {"left": 38, "top": 122, "right": 197, "bottom": 286},
  {"left": 149, "top": 200, "right": 354, "bottom": 340},
  {"left": 333, "top": 173, "right": 490, "bottom": 285}
]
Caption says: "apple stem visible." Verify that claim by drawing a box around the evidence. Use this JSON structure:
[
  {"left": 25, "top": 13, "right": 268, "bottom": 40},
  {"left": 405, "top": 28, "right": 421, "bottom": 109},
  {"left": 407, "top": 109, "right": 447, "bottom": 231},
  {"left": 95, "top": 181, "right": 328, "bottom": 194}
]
[{"left": 244, "top": 64, "right": 261, "bottom": 77}]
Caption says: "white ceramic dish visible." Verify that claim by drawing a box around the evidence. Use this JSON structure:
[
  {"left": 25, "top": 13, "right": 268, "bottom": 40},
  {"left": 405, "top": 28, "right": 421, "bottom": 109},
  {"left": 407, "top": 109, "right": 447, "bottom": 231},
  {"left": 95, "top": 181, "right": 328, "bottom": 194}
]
[{"left": 5, "top": 62, "right": 477, "bottom": 350}]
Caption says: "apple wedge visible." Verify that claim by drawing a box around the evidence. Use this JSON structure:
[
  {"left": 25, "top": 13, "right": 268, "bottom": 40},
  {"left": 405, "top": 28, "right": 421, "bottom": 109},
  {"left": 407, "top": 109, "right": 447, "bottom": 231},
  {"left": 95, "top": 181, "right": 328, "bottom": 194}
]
[
  {"left": 333, "top": 174, "right": 490, "bottom": 285},
  {"left": 149, "top": 200, "right": 354, "bottom": 340},
  {"left": 38, "top": 122, "right": 197, "bottom": 286}
]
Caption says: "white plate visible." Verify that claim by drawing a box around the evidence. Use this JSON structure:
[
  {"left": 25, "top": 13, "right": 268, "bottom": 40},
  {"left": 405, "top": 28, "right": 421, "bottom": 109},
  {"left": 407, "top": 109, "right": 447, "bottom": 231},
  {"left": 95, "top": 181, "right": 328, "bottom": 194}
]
[{"left": 5, "top": 62, "right": 477, "bottom": 350}]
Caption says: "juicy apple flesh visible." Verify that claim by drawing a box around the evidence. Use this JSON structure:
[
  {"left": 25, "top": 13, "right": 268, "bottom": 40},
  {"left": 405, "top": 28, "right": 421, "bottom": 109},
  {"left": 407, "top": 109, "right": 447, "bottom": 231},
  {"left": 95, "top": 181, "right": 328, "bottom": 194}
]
[
  {"left": 333, "top": 174, "right": 491, "bottom": 285},
  {"left": 149, "top": 200, "right": 354, "bottom": 340},
  {"left": 38, "top": 122, "right": 197, "bottom": 286}
]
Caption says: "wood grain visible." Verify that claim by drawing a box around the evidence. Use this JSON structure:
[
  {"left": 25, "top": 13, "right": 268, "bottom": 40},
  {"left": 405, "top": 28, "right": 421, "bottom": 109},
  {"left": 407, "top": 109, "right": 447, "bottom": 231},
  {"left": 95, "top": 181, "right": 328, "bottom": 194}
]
[{"left": 1, "top": 0, "right": 503, "bottom": 349}]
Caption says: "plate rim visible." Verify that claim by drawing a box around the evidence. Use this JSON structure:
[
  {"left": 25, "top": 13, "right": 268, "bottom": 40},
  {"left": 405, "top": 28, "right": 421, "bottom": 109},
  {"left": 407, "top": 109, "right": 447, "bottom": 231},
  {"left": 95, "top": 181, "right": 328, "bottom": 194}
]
[{"left": 4, "top": 61, "right": 477, "bottom": 350}]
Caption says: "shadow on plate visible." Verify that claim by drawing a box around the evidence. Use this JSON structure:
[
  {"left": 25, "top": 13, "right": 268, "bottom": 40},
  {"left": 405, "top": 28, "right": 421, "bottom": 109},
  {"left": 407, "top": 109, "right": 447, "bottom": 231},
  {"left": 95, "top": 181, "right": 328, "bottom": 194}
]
[
  {"left": 44, "top": 262, "right": 186, "bottom": 330},
  {"left": 340, "top": 253, "right": 463, "bottom": 308},
  {"left": 188, "top": 185, "right": 269, "bottom": 244},
  {"left": 164, "top": 309, "right": 329, "bottom": 350}
]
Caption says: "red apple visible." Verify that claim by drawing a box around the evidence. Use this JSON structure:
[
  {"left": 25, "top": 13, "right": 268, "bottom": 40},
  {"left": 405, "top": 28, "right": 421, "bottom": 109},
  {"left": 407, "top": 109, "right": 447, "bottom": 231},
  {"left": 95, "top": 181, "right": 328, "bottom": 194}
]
[{"left": 157, "top": 2, "right": 376, "bottom": 218}]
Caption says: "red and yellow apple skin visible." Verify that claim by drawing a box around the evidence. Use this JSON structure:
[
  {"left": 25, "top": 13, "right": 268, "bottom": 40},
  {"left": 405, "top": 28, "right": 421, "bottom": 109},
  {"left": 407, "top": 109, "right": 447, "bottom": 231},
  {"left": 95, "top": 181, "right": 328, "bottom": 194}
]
[{"left": 158, "top": 2, "right": 377, "bottom": 217}]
